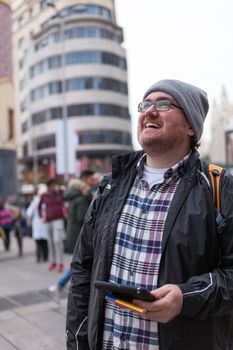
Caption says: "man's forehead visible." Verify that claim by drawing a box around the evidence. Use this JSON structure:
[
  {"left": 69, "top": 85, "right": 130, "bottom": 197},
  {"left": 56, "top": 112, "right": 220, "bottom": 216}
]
[{"left": 145, "top": 91, "right": 177, "bottom": 103}]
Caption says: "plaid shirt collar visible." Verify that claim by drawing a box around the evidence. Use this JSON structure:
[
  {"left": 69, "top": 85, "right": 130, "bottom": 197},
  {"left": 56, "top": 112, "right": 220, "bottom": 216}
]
[{"left": 137, "top": 153, "right": 190, "bottom": 183}]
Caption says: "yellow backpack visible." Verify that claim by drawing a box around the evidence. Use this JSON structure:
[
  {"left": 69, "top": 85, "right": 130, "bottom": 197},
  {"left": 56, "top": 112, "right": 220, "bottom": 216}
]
[{"left": 208, "top": 164, "right": 223, "bottom": 212}]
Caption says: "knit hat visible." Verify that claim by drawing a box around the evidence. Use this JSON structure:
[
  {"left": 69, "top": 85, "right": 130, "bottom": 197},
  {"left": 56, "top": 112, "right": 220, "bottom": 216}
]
[{"left": 143, "top": 79, "right": 209, "bottom": 141}]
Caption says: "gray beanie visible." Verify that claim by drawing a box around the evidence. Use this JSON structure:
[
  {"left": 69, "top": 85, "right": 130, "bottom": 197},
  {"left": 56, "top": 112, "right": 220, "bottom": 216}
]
[{"left": 143, "top": 79, "right": 209, "bottom": 141}]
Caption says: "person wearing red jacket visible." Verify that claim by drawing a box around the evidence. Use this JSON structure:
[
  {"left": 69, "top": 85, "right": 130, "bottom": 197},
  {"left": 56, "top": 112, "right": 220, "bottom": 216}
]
[{"left": 38, "top": 178, "right": 65, "bottom": 273}]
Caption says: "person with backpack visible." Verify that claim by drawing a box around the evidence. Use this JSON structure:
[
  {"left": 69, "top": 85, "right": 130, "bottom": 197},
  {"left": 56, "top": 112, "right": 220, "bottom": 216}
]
[
  {"left": 0, "top": 198, "right": 14, "bottom": 251},
  {"left": 66, "top": 79, "right": 233, "bottom": 350}
]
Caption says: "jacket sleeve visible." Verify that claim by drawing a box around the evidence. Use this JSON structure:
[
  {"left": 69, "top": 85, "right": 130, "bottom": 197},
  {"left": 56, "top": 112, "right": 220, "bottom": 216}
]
[
  {"left": 66, "top": 173, "right": 111, "bottom": 350},
  {"left": 66, "top": 174, "right": 112, "bottom": 349},
  {"left": 66, "top": 203, "right": 93, "bottom": 350},
  {"left": 178, "top": 172, "right": 233, "bottom": 319}
]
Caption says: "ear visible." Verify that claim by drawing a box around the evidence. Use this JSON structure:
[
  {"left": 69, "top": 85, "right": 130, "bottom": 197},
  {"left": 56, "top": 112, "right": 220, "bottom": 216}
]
[{"left": 188, "top": 126, "right": 194, "bottom": 136}]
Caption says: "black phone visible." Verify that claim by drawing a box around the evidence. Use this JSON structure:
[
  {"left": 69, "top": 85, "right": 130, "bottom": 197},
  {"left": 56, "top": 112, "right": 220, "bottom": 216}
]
[{"left": 94, "top": 281, "right": 156, "bottom": 302}]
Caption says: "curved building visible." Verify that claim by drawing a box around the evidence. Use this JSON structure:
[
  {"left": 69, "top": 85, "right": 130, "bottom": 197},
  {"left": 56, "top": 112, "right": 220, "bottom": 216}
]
[
  {"left": 12, "top": 0, "right": 132, "bottom": 182},
  {"left": 0, "top": 0, "right": 17, "bottom": 196}
]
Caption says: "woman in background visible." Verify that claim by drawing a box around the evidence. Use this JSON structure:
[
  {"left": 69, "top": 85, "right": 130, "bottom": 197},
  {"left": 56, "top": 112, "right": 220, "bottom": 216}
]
[{"left": 26, "top": 185, "right": 48, "bottom": 263}]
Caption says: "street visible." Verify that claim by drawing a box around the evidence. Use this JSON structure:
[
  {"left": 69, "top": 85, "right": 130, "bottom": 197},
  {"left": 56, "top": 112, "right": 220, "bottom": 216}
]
[{"left": 0, "top": 236, "right": 70, "bottom": 349}]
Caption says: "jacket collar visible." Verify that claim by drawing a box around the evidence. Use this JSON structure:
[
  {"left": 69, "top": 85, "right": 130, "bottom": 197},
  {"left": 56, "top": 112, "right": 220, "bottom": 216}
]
[
  {"left": 111, "top": 150, "right": 144, "bottom": 179},
  {"left": 111, "top": 149, "right": 200, "bottom": 179}
]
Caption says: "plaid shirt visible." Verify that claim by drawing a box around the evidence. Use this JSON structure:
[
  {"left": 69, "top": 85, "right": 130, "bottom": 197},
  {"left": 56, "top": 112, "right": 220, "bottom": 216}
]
[{"left": 102, "top": 155, "right": 188, "bottom": 350}]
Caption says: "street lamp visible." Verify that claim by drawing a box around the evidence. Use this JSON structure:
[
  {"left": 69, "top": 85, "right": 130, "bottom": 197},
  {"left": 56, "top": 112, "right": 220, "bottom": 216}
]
[{"left": 45, "top": 0, "right": 69, "bottom": 184}]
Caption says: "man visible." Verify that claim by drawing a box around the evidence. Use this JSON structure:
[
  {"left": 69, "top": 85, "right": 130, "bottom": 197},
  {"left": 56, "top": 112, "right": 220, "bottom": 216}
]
[
  {"left": 38, "top": 178, "right": 65, "bottom": 273},
  {"left": 66, "top": 79, "right": 233, "bottom": 350}
]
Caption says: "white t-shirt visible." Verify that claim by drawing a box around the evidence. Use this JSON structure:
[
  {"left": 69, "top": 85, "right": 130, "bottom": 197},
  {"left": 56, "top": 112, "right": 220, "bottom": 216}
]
[{"left": 143, "top": 164, "right": 169, "bottom": 188}]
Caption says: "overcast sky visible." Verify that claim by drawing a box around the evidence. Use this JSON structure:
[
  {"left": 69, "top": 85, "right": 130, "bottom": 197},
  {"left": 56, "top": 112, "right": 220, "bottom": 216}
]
[{"left": 115, "top": 0, "right": 233, "bottom": 149}]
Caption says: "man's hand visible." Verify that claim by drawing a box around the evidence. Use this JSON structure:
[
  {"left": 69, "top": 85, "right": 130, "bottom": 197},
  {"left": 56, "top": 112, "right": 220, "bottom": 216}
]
[{"left": 133, "top": 284, "right": 183, "bottom": 323}]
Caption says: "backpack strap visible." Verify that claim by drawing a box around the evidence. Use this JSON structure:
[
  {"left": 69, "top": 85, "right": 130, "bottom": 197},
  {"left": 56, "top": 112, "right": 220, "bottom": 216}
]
[{"left": 208, "top": 164, "right": 223, "bottom": 212}]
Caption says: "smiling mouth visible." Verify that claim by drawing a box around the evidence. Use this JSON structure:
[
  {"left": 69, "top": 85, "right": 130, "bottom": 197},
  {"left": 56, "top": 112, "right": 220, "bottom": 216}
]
[{"left": 145, "top": 122, "right": 160, "bottom": 129}]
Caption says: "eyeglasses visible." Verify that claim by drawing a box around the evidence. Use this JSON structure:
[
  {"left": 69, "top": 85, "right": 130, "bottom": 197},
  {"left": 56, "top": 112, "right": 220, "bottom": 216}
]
[{"left": 138, "top": 99, "right": 182, "bottom": 113}]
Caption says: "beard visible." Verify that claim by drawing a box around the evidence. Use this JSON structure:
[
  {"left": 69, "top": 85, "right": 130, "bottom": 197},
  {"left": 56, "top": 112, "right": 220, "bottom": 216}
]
[{"left": 138, "top": 127, "right": 190, "bottom": 156}]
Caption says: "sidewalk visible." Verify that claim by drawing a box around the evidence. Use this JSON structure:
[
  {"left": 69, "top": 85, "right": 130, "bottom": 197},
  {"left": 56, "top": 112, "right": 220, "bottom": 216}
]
[{"left": 0, "top": 236, "right": 71, "bottom": 350}]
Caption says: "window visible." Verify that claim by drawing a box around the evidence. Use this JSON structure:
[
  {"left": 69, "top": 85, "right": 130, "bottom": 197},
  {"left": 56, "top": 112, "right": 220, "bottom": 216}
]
[
  {"left": 62, "top": 4, "right": 111, "bottom": 20},
  {"left": 32, "top": 108, "right": 62, "bottom": 125},
  {"left": 31, "top": 81, "right": 62, "bottom": 101},
  {"left": 30, "top": 55, "right": 61, "bottom": 77},
  {"left": 68, "top": 104, "right": 94, "bottom": 117},
  {"left": 65, "top": 51, "right": 126, "bottom": 69},
  {"left": 8, "top": 109, "right": 14, "bottom": 139},
  {"left": 79, "top": 130, "right": 132, "bottom": 145},
  {"left": 20, "top": 99, "right": 27, "bottom": 113},
  {"left": 65, "top": 52, "right": 101, "bottom": 65},
  {"left": 36, "top": 134, "right": 56, "bottom": 150},
  {"left": 20, "top": 79, "right": 26, "bottom": 91},
  {"left": 18, "top": 38, "right": 24, "bottom": 49},
  {"left": 30, "top": 77, "right": 127, "bottom": 102},
  {"left": 50, "top": 81, "right": 62, "bottom": 94},
  {"left": 35, "top": 31, "right": 60, "bottom": 51},
  {"left": 31, "top": 103, "right": 129, "bottom": 125},
  {"left": 29, "top": 7, "right": 34, "bottom": 19},
  {"left": 67, "top": 103, "right": 129, "bottom": 119},
  {"left": 21, "top": 121, "right": 28, "bottom": 134},
  {"left": 50, "top": 107, "right": 62, "bottom": 119},
  {"left": 30, "top": 51, "right": 126, "bottom": 79},
  {"left": 22, "top": 142, "right": 28, "bottom": 157},
  {"left": 35, "top": 25, "right": 121, "bottom": 52}
]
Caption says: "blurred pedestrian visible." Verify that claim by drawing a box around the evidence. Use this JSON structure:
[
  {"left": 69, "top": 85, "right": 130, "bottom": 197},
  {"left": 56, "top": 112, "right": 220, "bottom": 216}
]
[
  {"left": 0, "top": 198, "right": 14, "bottom": 251},
  {"left": 48, "top": 170, "right": 99, "bottom": 300},
  {"left": 38, "top": 178, "right": 65, "bottom": 273},
  {"left": 26, "top": 185, "right": 48, "bottom": 263},
  {"left": 5, "top": 195, "right": 25, "bottom": 257},
  {"left": 64, "top": 171, "right": 97, "bottom": 254}
]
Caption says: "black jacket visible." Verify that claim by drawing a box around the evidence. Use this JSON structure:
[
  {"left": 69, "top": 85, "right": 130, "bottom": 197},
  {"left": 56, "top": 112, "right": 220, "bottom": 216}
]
[{"left": 66, "top": 150, "right": 233, "bottom": 350}]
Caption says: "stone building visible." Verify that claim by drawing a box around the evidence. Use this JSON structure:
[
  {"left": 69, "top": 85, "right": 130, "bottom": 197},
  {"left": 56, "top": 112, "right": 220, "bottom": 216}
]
[{"left": 0, "top": 0, "right": 17, "bottom": 196}]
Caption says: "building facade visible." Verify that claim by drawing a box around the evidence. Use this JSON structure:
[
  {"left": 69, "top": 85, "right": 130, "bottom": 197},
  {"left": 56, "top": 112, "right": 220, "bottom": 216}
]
[
  {"left": 209, "top": 87, "right": 233, "bottom": 168},
  {"left": 12, "top": 0, "right": 133, "bottom": 184},
  {"left": 0, "top": 0, "right": 17, "bottom": 196}
]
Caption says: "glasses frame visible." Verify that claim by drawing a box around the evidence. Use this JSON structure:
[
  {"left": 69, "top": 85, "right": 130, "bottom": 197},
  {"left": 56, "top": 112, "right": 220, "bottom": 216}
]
[{"left": 138, "top": 99, "right": 182, "bottom": 113}]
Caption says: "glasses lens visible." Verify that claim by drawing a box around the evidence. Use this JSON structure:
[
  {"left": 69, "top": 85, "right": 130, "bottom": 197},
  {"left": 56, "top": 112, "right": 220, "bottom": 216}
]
[
  {"left": 138, "top": 101, "right": 152, "bottom": 112},
  {"left": 156, "top": 100, "right": 171, "bottom": 111},
  {"left": 138, "top": 99, "right": 172, "bottom": 112}
]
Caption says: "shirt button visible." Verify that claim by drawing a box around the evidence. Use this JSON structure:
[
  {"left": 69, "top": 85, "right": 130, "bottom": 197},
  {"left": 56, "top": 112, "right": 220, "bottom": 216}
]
[
  {"left": 134, "top": 238, "right": 141, "bottom": 244},
  {"left": 142, "top": 208, "right": 147, "bottom": 214},
  {"left": 120, "top": 334, "right": 127, "bottom": 341},
  {"left": 129, "top": 270, "right": 134, "bottom": 277}
]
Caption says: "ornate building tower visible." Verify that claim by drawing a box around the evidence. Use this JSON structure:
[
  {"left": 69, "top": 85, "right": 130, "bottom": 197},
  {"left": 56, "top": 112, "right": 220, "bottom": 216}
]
[
  {"left": 12, "top": 0, "right": 133, "bottom": 184},
  {"left": 209, "top": 86, "right": 233, "bottom": 168},
  {"left": 0, "top": 0, "right": 17, "bottom": 196}
]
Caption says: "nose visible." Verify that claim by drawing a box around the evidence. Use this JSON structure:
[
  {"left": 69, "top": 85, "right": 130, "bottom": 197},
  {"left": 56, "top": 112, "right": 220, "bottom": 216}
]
[{"left": 144, "top": 104, "right": 158, "bottom": 115}]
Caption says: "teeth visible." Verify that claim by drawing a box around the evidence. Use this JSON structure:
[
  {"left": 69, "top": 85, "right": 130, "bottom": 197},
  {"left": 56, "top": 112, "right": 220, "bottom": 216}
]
[{"left": 145, "top": 123, "right": 160, "bottom": 128}]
